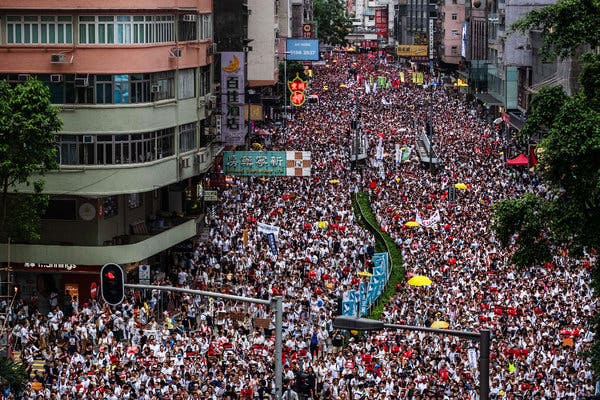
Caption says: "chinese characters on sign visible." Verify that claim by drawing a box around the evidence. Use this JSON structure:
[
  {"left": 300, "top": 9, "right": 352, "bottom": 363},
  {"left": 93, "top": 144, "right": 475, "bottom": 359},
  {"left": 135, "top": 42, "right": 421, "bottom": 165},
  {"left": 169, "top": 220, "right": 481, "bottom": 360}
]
[
  {"left": 288, "top": 74, "right": 308, "bottom": 107},
  {"left": 220, "top": 52, "right": 246, "bottom": 145},
  {"left": 222, "top": 151, "right": 311, "bottom": 176}
]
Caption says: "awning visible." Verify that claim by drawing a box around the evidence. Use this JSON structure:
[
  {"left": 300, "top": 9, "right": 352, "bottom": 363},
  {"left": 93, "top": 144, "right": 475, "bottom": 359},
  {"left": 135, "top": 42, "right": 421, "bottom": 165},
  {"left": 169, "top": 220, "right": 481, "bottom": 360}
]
[
  {"left": 475, "top": 92, "right": 503, "bottom": 106},
  {"left": 506, "top": 154, "right": 529, "bottom": 166}
]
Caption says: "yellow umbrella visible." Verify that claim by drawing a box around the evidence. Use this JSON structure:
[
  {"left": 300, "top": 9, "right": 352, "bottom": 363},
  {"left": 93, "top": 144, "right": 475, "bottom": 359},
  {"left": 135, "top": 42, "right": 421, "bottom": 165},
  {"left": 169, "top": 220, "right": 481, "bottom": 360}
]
[
  {"left": 431, "top": 320, "right": 449, "bottom": 329},
  {"left": 454, "top": 183, "right": 468, "bottom": 190},
  {"left": 358, "top": 271, "right": 373, "bottom": 277},
  {"left": 317, "top": 221, "right": 328, "bottom": 229},
  {"left": 339, "top": 84, "right": 347, "bottom": 88},
  {"left": 407, "top": 275, "right": 432, "bottom": 287},
  {"left": 404, "top": 221, "right": 420, "bottom": 227},
  {"left": 329, "top": 179, "right": 340, "bottom": 184}
]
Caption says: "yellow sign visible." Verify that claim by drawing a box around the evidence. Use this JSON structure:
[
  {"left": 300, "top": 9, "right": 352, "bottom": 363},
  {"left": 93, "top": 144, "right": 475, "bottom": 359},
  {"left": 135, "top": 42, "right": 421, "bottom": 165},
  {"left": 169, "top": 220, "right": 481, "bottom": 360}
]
[
  {"left": 396, "top": 45, "right": 428, "bottom": 57},
  {"left": 456, "top": 78, "right": 469, "bottom": 87}
]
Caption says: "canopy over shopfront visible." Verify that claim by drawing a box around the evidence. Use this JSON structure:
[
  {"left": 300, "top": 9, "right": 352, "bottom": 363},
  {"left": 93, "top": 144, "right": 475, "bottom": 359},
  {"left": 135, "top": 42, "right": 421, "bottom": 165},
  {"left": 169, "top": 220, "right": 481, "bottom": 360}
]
[{"left": 506, "top": 154, "right": 529, "bottom": 167}]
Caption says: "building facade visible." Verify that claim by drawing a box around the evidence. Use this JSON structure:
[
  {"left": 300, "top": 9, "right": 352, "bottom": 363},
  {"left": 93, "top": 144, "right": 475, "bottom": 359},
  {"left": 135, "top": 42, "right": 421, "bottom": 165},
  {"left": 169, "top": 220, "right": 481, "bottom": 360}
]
[{"left": 0, "top": 0, "right": 219, "bottom": 308}]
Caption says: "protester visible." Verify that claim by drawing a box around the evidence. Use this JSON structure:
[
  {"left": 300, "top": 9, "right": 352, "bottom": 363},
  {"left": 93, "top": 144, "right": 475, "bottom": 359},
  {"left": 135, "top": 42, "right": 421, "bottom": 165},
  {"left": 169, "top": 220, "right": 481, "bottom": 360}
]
[{"left": 8, "top": 50, "right": 597, "bottom": 400}]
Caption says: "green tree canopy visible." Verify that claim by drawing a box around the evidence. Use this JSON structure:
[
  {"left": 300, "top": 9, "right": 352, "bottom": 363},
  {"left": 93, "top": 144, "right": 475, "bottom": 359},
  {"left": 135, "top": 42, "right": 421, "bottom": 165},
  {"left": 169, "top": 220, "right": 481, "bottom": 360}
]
[
  {"left": 313, "top": 0, "right": 353, "bottom": 47},
  {"left": 0, "top": 78, "right": 62, "bottom": 242},
  {"left": 511, "top": 0, "right": 600, "bottom": 60}
]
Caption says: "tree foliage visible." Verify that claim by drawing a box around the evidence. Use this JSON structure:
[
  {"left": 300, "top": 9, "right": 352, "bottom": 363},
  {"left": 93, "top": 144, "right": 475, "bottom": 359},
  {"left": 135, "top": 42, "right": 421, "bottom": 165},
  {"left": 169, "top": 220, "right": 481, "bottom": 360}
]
[
  {"left": 0, "top": 78, "right": 62, "bottom": 242},
  {"left": 496, "top": 0, "right": 600, "bottom": 375},
  {"left": 511, "top": 0, "right": 600, "bottom": 60},
  {"left": 313, "top": 0, "right": 353, "bottom": 47},
  {"left": 0, "top": 357, "right": 29, "bottom": 396}
]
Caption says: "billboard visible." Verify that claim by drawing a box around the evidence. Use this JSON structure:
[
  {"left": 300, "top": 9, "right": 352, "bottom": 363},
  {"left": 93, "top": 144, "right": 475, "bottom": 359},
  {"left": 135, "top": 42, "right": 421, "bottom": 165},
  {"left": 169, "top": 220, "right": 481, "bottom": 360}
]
[
  {"left": 220, "top": 52, "right": 246, "bottom": 145},
  {"left": 223, "top": 151, "right": 311, "bottom": 176},
  {"left": 396, "top": 45, "right": 428, "bottom": 57},
  {"left": 374, "top": 8, "right": 389, "bottom": 39},
  {"left": 286, "top": 39, "right": 319, "bottom": 61}
]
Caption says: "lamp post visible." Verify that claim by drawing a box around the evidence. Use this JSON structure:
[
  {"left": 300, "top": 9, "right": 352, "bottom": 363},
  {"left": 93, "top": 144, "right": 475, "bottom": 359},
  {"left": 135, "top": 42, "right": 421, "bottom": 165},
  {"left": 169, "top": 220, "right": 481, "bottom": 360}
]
[
  {"left": 333, "top": 316, "right": 490, "bottom": 400},
  {"left": 281, "top": 51, "right": 291, "bottom": 139}
]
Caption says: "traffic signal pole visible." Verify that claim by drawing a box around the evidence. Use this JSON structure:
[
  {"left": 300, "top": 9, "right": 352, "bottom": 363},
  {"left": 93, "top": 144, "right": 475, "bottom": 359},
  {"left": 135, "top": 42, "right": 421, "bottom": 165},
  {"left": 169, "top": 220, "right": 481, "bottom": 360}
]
[{"left": 125, "top": 283, "right": 284, "bottom": 400}]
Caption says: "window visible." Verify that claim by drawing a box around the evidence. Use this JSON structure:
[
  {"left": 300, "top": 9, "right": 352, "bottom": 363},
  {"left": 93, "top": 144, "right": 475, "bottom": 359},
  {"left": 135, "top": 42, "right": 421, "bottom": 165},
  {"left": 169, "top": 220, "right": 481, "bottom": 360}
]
[
  {"left": 178, "top": 68, "right": 195, "bottom": 99},
  {"left": 451, "top": 13, "right": 458, "bottom": 20},
  {"left": 56, "top": 129, "right": 176, "bottom": 166},
  {"left": 7, "top": 16, "right": 72, "bottom": 44},
  {"left": 128, "top": 193, "right": 143, "bottom": 209},
  {"left": 95, "top": 75, "right": 113, "bottom": 104},
  {"left": 130, "top": 74, "right": 151, "bottom": 103},
  {"left": 451, "top": 29, "right": 459, "bottom": 38},
  {"left": 179, "top": 122, "right": 197, "bottom": 152},
  {"left": 199, "top": 67, "right": 211, "bottom": 96},
  {"left": 451, "top": 45, "right": 458, "bottom": 55},
  {"left": 199, "top": 14, "right": 212, "bottom": 40},
  {"left": 114, "top": 74, "right": 130, "bottom": 104},
  {"left": 78, "top": 15, "right": 174, "bottom": 44},
  {"left": 178, "top": 15, "right": 198, "bottom": 41},
  {"left": 102, "top": 196, "right": 119, "bottom": 218}
]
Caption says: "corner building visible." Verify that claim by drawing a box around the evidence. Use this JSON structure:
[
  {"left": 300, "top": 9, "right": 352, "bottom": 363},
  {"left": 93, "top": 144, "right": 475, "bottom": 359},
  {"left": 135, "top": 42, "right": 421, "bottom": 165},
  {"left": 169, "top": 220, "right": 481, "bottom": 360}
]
[{"left": 0, "top": 0, "right": 219, "bottom": 309}]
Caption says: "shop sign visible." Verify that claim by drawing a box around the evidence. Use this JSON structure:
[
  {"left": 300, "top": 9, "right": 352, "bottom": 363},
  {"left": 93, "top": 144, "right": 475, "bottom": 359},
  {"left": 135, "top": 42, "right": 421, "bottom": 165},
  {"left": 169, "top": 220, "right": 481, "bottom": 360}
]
[{"left": 24, "top": 262, "right": 77, "bottom": 271}]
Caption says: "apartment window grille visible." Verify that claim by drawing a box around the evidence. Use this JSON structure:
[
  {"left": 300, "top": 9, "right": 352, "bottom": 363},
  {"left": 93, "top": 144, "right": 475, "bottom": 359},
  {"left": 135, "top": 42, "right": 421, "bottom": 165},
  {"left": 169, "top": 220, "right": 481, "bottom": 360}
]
[
  {"left": 7, "top": 15, "right": 72, "bottom": 44},
  {"left": 79, "top": 15, "right": 174, "bottom": 44}
]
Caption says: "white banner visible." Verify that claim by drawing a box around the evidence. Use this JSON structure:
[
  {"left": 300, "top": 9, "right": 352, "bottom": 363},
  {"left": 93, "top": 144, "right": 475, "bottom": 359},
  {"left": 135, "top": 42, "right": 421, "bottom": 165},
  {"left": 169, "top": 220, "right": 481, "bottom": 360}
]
[{"left": 257, "top": 222, "right": 280, "bottom": 238}]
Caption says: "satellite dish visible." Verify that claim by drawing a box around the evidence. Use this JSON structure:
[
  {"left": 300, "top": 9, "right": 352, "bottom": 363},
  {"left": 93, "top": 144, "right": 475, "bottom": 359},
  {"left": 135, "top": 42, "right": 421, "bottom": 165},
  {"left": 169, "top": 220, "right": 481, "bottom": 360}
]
[{"left": 79, "top": 202, "right": 96, "bottom": 221}]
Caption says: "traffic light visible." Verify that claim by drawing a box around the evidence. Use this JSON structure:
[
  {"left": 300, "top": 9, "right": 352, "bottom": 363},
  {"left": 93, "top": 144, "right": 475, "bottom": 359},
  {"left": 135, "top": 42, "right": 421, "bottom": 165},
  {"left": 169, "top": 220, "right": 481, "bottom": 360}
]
[{"left": 100, "top": 263, "right": 124, "bottom": 305}]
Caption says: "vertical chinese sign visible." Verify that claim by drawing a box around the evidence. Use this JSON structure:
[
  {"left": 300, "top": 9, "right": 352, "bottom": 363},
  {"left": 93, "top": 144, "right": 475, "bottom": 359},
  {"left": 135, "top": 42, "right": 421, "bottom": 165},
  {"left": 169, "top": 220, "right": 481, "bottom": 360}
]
[{"left": 221, "top": 52, "right": 246, "bottom": 145}]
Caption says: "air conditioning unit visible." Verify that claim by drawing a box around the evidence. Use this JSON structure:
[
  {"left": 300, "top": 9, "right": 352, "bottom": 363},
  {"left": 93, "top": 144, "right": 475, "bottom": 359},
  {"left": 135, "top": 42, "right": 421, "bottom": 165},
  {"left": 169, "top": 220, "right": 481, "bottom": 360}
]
[
  {"left": 151, "top": 84, "right": 162, "bottom": 93},
  {"left": 50, "top": 54, "right": 67, "bottom": 63},
  {"left": 74, "top": 77, "right": 89, "bottom": 87},
  {"left": 183, "top": 14, "right": 197, "bottom": 22},
  {"left": 169, "top": 47, "right": 183, "bottom": 58},
  {"left": 83, "top": 135, "right": 94, "bottom": 143},
  {"left": 18, "top": 74, "right": 30, "bottom": 82},
  {"left": 50, "top": 74, "right": 64, "bottom": 83}
]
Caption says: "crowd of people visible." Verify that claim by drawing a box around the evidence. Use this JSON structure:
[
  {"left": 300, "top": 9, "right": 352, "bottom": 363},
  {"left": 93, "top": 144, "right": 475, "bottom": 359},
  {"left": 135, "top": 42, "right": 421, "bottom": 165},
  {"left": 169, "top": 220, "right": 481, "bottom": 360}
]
[{"left": 8, "top": 51, "right": 598, "bottom": 400}]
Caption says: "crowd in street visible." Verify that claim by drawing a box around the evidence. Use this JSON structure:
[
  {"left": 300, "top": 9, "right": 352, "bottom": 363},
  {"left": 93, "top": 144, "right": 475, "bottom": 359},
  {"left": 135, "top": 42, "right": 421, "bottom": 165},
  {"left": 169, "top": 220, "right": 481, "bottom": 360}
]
[{"left": 8, "top": 51, "right": 598, "bottom": 400}]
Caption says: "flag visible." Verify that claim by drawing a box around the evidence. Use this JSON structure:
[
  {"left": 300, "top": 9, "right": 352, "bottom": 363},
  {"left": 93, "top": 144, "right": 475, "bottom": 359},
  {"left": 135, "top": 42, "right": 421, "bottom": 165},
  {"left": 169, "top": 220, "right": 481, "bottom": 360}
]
[
  {"left": 266, "top": 233, "right": 278, "bottom": 255},
  {"left": 364, "top": 81, "right": 371, "bottom": 94},
  {"left": 400, "top": 71, "right": 405, "bottom": 83},
  {"left": 373, "top": 83, "right": 378, "bottom": 94},
  {"left": 401, "top": 146, "right": 412, "bottom": 162},
  {"left": 422, "top": 210, "right": 441, "bottom": 228},
  {"left": 395, "top": 143, "right": 402, "bottom": 165}
]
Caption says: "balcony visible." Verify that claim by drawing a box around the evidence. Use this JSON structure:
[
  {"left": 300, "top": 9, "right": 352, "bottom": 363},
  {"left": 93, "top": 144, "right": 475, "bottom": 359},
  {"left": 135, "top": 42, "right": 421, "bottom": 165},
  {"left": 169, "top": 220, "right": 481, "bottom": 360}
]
[{"left": 0, "top": 218, "right": 199, "bottom": 266}]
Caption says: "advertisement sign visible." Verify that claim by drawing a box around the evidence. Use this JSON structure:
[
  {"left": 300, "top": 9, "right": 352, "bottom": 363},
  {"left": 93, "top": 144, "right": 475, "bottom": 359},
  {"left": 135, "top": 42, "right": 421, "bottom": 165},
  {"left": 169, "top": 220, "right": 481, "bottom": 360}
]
[
  {"left": 286, "top": 39, "right": 319, "bottom": 61},
  {"left": 220, "top": 52, "right": 246, "bottom": 145},
  {"left": 374, "top": 8, "right": 389, "bottom": 39},
  {"left": 222, "top": 151, "right": 311, "bottom": 176},
  {"left": 461, "top": 22, "right": 468, "bottom": 58},
  {"left": 396, "top": 45, "right": 428, "bottom": 57},
  {"left": 429, "top": 18, "right": 435, "bottom": 59}
]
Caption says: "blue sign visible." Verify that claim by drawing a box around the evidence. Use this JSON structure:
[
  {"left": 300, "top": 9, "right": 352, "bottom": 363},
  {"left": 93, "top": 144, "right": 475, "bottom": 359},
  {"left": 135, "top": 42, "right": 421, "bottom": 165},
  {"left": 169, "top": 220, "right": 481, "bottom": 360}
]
[{"left": 286, "top": 39, "right": 320, "bottom": 61}]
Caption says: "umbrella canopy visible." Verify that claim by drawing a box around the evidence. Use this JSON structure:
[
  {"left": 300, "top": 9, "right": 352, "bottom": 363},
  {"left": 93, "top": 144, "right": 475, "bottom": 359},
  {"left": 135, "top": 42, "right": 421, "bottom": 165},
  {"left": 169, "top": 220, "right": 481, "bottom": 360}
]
[
  {"left": 329, "top": 179, "right": 340, "bottom": 184},
  {"left": 431, "top": 320, "right": 449, "bottom": 329},
  {"left": 358, "top": 271, "right": 373, "bottom": 277},
  {"left": 454, "top": 183, "right": 468, "bottom": 190},
  {"left": 404, "top": 221, "right": 420, "bottom": 227},
  {"left": 407, "top": 275, "right": 432, "bottom": 286}
]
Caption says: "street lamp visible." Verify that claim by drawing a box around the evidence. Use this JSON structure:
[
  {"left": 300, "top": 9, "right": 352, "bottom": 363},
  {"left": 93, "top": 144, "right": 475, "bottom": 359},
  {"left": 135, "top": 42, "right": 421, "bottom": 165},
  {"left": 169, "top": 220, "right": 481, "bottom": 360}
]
[{"left": 333, "top": 316, "right": 490, "bottom": 400}]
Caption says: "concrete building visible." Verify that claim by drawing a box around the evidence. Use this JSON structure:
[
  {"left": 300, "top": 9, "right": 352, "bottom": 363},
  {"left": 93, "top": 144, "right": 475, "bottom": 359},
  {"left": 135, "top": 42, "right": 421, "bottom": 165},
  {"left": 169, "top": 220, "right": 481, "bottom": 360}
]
[
  {"left": 438, "top": 0, "right": 466, "bottom": 66},
  {"left": 349, "top": 0, "right": 396, "bottom": 49},
  {"left": 394, "top": 0, "right": 437, "bottom": 51},
  {"left": 0, "top": 0, "right": 220, "bottom": 306}
]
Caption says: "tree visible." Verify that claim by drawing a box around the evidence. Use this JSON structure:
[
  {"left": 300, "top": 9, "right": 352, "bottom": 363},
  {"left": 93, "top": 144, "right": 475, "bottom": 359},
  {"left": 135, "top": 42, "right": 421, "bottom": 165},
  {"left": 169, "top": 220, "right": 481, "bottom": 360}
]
[
  {"left": 0, "top": 357, "right": 29, "bottom": 396},
  {"left": 313, "top": 0, "right": 353, "bottom": 47},
  {"left": 496, "top": 0, "right": 600, "bottom": 374},
  {"left": 0, "top": 78, "right": 62, "bottom": 242},
  {"left": 511, "top": 0, "right": 600, "bottom": 60}
]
